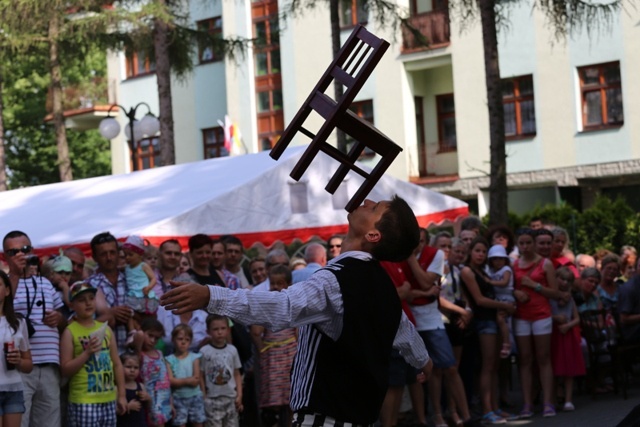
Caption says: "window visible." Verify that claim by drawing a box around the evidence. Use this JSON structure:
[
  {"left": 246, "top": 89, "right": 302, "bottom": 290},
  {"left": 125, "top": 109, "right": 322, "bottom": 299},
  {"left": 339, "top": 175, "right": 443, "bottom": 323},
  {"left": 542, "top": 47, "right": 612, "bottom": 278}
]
[
  {"left": 346, "top": 100, "right": 375, "bottom": 158},
  {"left": 256, "top": 89, "right": 283, "bottom": 113},
  {"left": 339, "top": 0, "right": 368, "bottom": 28},
  {"left": 133, "top": 137, "right": 160, "bottom": 170},
  {"left": 253, "top": 0, "right": 283, "bottom": 149},
  {"left": 436, "top": 94, "right": 456, "bottom": 152},
  {"left": 125, "top": 51, "right": 156, "bottom": 78},
  {"left": 203, "top": 127, "right": 229, "bottom": 159},
  {"left": 502, "top": 75, "right": 536, "bottom": 139},
  {"left": 579, "top": 61, "right": 623, "bottom": 129},
  {"left": 198, "top": 17, "right": 223, "bottom": 63}
]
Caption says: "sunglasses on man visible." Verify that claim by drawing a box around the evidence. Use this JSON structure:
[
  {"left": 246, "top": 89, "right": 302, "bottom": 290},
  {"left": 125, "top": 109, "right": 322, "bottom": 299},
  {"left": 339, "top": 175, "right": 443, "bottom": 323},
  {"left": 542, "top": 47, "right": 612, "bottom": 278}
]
[{"left": 5, "top": 245, "right": 33, "bottom": 257}]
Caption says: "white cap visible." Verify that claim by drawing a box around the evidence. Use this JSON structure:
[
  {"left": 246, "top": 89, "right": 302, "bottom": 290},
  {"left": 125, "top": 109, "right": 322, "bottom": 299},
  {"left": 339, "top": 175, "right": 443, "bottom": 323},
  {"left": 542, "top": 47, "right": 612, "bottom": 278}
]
[{"left": 487, "top": 244, "right": 508, "bottom": 259}]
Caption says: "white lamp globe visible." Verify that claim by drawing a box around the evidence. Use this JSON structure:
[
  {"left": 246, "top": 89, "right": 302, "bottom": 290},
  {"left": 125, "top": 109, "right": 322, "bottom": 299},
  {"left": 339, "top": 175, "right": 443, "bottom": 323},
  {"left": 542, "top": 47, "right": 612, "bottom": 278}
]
[
  {"left": 139, "top": 114, "right": 160, "bottom": 137},
  {"left": 124, "top": 119, "right": 140, "bottom": 141},
  {"left": 99, "top": 117, "right": 120, "bottom": 140}
]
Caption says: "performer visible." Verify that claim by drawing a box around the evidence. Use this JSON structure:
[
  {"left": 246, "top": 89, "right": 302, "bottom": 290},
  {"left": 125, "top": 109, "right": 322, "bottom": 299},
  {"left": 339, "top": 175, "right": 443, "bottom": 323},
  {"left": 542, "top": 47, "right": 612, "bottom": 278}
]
[{"left": 161, "top": 196, "right": 433, "bottom": 426}]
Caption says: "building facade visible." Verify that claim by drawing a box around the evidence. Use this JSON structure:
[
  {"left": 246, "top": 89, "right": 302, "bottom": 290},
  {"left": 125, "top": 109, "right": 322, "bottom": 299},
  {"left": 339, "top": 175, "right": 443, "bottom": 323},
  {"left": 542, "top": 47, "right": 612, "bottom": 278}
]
[{"left": 97, "top": 0, "right": 640, "bottom": 215}]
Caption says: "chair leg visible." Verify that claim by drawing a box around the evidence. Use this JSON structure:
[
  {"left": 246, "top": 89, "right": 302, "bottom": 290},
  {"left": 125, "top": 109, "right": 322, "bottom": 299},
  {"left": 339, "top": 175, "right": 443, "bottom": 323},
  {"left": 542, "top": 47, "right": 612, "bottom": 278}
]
[
  {"left": 270, "top": 106, "right": 313, "bottom": 160},
  {"left": 325, "top": 140, "right": 365, "bottom": 194}
]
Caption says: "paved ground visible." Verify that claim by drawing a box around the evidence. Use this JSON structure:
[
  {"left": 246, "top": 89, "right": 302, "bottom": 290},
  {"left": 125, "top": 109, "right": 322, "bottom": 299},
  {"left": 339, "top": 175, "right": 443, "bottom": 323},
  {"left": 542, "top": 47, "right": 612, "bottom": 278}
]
[
  {"left": 500, "top": 387, "right": 640, "bottom": 427},
  {"left": 396, "top": 369, "right": 640, "bottom": 427}
]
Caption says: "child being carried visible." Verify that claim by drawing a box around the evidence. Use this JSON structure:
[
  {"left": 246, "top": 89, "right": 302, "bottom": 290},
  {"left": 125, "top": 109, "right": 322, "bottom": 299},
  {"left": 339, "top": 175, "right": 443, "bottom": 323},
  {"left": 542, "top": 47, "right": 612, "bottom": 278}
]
[
  {"left": 485, "top": 244, "right": 515, "bottom": 358},
  {"left": 123, "top": 235, "right": 159, "bottom": 331}
]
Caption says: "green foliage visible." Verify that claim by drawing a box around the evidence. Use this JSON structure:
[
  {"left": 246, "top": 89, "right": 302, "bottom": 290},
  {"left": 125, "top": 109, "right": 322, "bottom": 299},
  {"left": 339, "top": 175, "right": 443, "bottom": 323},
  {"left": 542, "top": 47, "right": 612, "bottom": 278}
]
[
  {"left": 2, "top": 44, "right": 111, "bottom": 188},
  {"left": 575, "top": 196, "right": 636, "bottom": 255},
  {"left": 489, "top": 195, "right": 640, "bottom": 256}
]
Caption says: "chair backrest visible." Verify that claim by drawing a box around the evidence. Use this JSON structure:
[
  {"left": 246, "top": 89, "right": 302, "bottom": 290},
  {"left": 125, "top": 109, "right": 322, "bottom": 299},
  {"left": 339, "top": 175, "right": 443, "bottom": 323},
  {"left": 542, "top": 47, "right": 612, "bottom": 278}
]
[
  {"left": 315, "top": 26, "right": 389, "bottom": 110},
  {"left": 580, "top": 309, "right": 610, "bottom": 357}
]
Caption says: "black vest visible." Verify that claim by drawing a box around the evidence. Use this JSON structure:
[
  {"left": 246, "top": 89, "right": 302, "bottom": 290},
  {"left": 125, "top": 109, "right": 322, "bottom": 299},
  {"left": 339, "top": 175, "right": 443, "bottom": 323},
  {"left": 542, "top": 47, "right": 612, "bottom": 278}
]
[{"left": 290, "top": 257, "right": 402, "bottom": 424}]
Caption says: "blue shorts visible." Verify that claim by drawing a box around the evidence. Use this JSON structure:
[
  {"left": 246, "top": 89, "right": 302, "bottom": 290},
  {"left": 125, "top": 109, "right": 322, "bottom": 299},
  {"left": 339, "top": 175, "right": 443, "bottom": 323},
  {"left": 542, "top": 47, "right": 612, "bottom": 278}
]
[
  {"left": 475, "top": 319, "right": 498, "bottom": 335},
  {"left": 174, "top": 394, "right": 207, "bottom": 424},
  {"left": 0, "top": 390, "right": 25, "bottom": 416},
  {"left": 418, "top": 329, "right": 456, "bottom": 369},
  {"left": 388, "top": 349, "right": 419, "bottom": 387}
]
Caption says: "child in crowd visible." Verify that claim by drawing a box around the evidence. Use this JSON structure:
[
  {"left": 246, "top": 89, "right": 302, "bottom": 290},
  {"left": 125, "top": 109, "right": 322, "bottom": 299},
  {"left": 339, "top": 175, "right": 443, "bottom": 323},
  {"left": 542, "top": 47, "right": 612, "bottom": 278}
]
[
  {"left": 485, "top": 244, "right": 515, "bottom": 358},
  {"left": 250, "top": 265, "right": 297, "bottom": 427},
  {"left": 132, "top": 319, "right": 173, "bottom": 426},
  {"left": 0, "top": 270, "right": 32, "bottom": 427},
  {"left": 550, "top": 267, "right": 585, "bottom": 411},
  {"left": 60, "top": 282, "right": 127, "bottom": 426},
  {"left": 201, "top": 314, "right": 243, "bottom": 427},
  {"left": 117, "top": 352, "right": 150, "bottom": 427},
  {"left": 123, "top": 236, "right": 159, "bottom": 331},
  {"left": 49, "top": 250, "right": 73, "bottom": 318},
  {"left": 145, "top": 245, "right": 159, "bottom": 270},
  {"left": 166, "top": 325, "right": 206, "bottom": 427}
]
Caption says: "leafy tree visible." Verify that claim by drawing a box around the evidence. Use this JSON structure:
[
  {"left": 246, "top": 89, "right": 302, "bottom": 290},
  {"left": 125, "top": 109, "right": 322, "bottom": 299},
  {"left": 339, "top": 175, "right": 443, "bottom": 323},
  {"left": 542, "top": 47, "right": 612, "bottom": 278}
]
[{"left": 2, "top": 45, "right": 111, "bottom": 188}]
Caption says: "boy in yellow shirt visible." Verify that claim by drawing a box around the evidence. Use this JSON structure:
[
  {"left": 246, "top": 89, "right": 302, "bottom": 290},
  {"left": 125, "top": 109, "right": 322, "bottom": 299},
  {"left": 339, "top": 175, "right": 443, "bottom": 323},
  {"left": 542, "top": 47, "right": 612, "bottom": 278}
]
[{"left": 60, "top": 282, "right": 127, "bottom": 426}]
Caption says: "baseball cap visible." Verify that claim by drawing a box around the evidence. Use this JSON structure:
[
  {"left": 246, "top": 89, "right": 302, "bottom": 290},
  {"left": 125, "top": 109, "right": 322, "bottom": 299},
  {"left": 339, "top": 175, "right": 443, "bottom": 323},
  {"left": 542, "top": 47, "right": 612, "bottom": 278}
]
[
  {"left": 52, "top": 253, "right": 72, "bottom": 273},
  {"left": 69, "top": 281, "right": 97, "bottom": 302}
]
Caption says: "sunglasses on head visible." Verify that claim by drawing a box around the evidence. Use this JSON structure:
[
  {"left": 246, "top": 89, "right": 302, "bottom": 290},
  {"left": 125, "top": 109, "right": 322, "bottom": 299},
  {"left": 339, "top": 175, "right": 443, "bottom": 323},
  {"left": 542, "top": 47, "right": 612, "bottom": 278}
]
[{"left": 5, "top": 245, "right": 33, "bottom": 257}]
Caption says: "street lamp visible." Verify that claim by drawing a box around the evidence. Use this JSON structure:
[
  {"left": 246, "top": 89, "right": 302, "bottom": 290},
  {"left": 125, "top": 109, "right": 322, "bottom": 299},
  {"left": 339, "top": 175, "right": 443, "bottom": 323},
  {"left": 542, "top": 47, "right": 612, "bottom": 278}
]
[{"left": 99, "top": 103, "right": 160, "bottom": 171}]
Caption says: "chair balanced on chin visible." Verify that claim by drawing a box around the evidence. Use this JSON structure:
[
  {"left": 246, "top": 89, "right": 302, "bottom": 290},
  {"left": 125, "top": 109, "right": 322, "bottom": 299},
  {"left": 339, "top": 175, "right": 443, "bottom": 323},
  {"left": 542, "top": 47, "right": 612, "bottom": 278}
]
[{"left": 269, "top": 25, "right": 402, "bottom": 212}]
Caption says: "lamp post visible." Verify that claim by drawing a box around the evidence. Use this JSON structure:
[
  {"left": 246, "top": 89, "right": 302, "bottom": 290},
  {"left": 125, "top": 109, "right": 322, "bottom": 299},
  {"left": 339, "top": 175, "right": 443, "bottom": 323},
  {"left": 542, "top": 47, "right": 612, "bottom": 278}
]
[{"left": 98, "top": 103, "right": 160, "bottom": 171}]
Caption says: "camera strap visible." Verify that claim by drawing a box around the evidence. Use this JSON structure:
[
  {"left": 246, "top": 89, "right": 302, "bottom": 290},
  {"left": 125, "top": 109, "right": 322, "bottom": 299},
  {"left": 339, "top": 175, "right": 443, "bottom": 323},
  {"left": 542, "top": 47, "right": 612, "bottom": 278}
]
[{"left": 24, "top": 276, "right": 45, "bottom": 321}]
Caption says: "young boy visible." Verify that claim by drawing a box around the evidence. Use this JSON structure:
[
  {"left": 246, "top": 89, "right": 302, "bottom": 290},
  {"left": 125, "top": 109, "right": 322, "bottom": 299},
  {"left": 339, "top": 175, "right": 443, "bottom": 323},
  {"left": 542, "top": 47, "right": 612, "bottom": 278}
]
[
  {"left": 60, "top": 282, "right": 127, "bottom": 426},
  {"left": 200, "top": 314, "right": 243, "bottom": 427}
]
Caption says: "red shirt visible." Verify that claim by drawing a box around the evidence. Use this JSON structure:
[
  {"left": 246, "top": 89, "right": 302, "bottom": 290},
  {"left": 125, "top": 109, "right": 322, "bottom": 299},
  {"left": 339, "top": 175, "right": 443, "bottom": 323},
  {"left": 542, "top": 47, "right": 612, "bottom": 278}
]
[
  {"left": 380, "top": 261, "right": 416, "bottom": 325},
  {"left": 514, "top": 258, "right": 552, "bottom": 321}
]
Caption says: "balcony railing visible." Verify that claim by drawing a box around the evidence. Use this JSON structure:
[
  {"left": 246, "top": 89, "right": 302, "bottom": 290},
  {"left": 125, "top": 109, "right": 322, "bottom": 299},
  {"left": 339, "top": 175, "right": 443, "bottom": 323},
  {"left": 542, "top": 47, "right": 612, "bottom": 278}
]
[
  {"left": 46, "top": 77, "right": 110, "bottom": 114},
  {"left": 402, "top": 10, "right": 450, "bottom": 54}
]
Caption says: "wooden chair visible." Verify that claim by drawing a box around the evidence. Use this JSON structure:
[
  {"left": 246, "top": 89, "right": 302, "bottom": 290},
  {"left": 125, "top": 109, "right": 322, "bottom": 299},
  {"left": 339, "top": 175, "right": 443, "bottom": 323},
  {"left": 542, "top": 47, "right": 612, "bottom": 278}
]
[
  {"left": 270, "top": 25, "right": 402, "bottom": 212},
  {"left": 580, "top": 309, "right": 617, "bottom": 399},
  {"left": 580, "top": 308, "right": 640, "bottom": 399}
]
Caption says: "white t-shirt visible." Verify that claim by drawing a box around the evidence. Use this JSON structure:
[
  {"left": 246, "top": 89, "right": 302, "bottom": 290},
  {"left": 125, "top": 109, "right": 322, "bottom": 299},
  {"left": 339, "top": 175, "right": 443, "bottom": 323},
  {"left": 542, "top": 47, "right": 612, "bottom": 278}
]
[
  {"left": 0, "top": 317, "right": 30, "bottom": 391},
  {"left": 410, "top": 249, "right": 446, "bottom": 331},
  {"left": 200, "top": 343, "right": 242, "bottom": 398}
]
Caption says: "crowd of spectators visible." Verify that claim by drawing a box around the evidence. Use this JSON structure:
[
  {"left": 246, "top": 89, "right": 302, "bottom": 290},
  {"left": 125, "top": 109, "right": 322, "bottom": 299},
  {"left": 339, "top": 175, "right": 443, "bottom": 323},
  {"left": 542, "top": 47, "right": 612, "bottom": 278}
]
[{"left": 1, "top": 213, "right": 639, "bottom": 427}]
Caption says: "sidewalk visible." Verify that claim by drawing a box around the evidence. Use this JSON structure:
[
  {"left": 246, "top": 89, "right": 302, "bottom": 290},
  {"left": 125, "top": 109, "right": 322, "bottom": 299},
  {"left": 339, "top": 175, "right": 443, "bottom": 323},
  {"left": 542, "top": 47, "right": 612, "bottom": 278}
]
[
  {"left": 502, "top": 387, "right": 639, "bottom": 427},
  {"left": 396, "top": 371, "right": 640, "bottom": 427}
]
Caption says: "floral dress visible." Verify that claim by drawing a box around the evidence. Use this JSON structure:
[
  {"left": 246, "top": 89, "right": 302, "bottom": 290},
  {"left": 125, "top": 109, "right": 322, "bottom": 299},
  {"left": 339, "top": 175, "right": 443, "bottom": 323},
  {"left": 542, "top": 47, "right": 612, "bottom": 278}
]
[{"left": 141, "top": 350, "right": 172, "bottom": 425}]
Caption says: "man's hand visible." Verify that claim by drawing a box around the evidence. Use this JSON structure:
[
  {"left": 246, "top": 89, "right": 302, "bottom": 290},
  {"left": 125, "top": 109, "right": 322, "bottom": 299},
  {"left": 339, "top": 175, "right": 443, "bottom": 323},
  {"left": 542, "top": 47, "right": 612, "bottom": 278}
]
[
  {"left": 421, "top": 359, "right": 434, "bottom": 381},
  {"left": 43, "top": 310, "right": 62, "bottom": 328},
  {"left": 112, "top": 306, "right": 133, "bottom": 324},
  {"left": 161, "top": 282, "right": 210, "bottom": 315}
]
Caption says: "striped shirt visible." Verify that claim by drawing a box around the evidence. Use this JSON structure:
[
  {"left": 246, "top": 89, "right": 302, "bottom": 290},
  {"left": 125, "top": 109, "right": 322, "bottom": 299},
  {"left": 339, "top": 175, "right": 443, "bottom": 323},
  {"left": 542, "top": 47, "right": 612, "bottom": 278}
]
[
  {"left": 205, "top": 251, "right": 429, "bottom": 367},
  {"left": 87, "top": 271, "right": 128, "bottom": 352},
  {"left": 13, "top": 276, "right": 63, "bottom": 365}
]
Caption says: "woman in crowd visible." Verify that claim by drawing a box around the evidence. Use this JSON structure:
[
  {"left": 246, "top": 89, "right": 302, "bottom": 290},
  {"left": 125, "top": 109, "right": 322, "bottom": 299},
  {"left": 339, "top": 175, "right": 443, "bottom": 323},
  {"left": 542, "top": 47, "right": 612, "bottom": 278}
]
[
  {"left": 597, "top": 254, "right": 620, "bottom": 311},
  {"left": 618, "top": 247, "right": 637, "bottom": 283},
  {"left": 438, "top": 236, "right": 473, "bottom": 425},
  {"left": 461, "top": 237, "right": 516, "bottom": 424},
  {"left": 513, "top": 228, "right": 560, "bottom": 418},
  {"left": 485, "top": 225, "right": 515, "bottom": 257},
  {"left": 550, "top": 228, "right": 579, "bottom": 277}
]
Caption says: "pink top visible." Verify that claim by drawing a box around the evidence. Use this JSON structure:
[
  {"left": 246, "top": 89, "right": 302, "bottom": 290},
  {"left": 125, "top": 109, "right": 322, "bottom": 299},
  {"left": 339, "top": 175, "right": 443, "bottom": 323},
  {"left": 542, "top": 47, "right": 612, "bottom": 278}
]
[{"left": 514, "top": 258, "right": 552, "bottom": 321}]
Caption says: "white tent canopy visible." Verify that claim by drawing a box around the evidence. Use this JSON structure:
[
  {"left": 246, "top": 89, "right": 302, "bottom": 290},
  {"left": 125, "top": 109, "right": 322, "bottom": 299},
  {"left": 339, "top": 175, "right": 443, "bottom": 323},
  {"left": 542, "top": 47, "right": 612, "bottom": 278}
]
[{"left": 0, "top": 146, "right": 468, "bottom": 255}]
